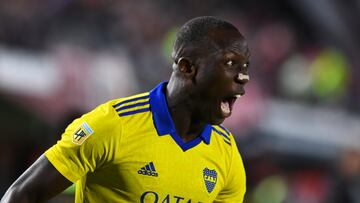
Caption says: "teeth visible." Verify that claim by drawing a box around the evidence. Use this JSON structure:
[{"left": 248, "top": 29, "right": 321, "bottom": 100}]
[
  {"left": 235, "top": 94, "right": 242, "bottom": 98},
  {"left": 221, "top": 101, "right": 230, "bottom": 114},
  {"left": 238, "top": 73, "right": 249, "bottom": 81}
]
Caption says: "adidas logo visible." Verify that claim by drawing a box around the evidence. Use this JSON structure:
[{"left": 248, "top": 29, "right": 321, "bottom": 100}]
[{"left": 138, "top": 162, "right": 158, "bottom": 177}]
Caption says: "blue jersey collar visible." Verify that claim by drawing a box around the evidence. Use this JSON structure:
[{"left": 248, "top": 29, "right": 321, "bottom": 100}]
[{"left": 149, "top": 82, "right": 212, "bottom": 151}]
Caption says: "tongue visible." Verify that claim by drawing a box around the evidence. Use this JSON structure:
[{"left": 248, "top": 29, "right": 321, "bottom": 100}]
[{"left": 221, "top": 101, "right": 231, "bottom": 114}]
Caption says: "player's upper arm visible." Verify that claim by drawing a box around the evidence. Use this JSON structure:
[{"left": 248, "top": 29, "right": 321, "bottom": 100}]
[
  {"left": 45, "top": 101, "right": 123, "bottom": 183},
  {"left": 1, "top": 101, "right": 123, "bottom": 203},
  {"left": 214, "top": 135, "right": 246, "bottom": 203},
  {"left": 1, "top": 154, "right": 72, "bottom": 203}
]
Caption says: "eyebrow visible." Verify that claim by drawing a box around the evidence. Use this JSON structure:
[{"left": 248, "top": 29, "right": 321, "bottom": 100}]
[{"left": 226, "top": 49, "right": 250, "bottom": 61}]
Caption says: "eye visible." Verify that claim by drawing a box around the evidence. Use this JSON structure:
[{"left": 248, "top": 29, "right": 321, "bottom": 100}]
[
  {"left": 226, "top": 60, "right": 234, "bottom": 66},
  {"left": 243, "top": 62, "right": 249, "bottom": 68}
]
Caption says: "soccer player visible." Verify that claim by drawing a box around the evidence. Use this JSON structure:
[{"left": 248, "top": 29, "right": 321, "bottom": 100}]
[{"left": 1, "top": 16, "right": 250, "bottom": 203}]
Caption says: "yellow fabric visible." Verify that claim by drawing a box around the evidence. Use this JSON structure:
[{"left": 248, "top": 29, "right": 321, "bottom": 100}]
[{"left": 45, "top": 92, "right": 246, "bottom": 203}]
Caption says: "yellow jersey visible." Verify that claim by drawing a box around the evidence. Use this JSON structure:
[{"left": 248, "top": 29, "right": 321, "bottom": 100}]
[{"left": 45, "top": 82, "right": 246, "bottom": 203}]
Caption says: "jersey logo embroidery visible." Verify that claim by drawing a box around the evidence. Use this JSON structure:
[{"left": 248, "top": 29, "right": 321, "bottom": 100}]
[
  {"left": 138, "top": 162, "right": 158, "bottom": 177},
  {"left": 72, "top": 122, "right": 93, "bottom": 145},
  {"left": 203, "top": 167, "right": 217, "bottom": 193}
]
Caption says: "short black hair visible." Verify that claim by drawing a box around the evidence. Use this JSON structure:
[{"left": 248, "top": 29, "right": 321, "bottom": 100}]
[{"left": 172, "top": 16, "right": 242, "bottom": 62}]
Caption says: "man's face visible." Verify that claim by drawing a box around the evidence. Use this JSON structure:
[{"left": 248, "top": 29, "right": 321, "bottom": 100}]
[{"left": 190, "top": 30, "right": 250, "bottom": 125}]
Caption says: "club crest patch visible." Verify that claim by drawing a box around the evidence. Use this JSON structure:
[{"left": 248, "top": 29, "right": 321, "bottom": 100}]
[
  {"left": 72, "top": 122, "right": 93, "bottom": 145},
  {"left": 203, "top": 167, "right": 217, "bottom": 193}
]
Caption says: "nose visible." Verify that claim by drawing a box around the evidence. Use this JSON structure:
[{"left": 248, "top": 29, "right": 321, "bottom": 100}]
[{"left": 235, "top": 73, "right": 249, "bottom": 84}]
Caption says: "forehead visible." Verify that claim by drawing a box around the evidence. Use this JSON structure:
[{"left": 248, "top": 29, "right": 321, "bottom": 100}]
[
  {"left": 211, "top": 40, "right": 250, "bottom": 63},
  {"left": 206, "top": 29, "right": 249, "bottom": 60},
  {"left": 222, "top": 40, "right": 250, "bottom": 59}
]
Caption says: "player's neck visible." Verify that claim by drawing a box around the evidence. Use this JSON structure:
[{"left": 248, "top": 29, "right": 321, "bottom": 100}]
[
  {"left": 166, "top": 81, "right": 206, "bottom": 143},
  {"left": 168, "top": 105, "right": 206, "bottom": 142}
]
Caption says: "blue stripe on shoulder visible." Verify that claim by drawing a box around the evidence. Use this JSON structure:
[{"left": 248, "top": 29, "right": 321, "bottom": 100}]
[
  {"left": 212, "top": 127, "right": 231, "bottom": 141},
  {"left": 218, "top": 125, "right": 230, "bottom": 136},
  {"left": 223, "top": 139, "right": 231, "bottom": 146},
  {"left": 118, "top": 107, "right": 150, "bottom": 117},
  {"left": 113, "top": 95, "right": 149, "bottom": 108},
  {"left": 116, "top": 101, "right": 149, "bottom": 112}
]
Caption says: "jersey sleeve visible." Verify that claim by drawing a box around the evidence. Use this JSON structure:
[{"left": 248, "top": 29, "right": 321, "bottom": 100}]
[
  {"left": 45, "top": 102, "right": 122, "bottom": 183},
  {"left": 214, "top": 135, "right": 246, "bottom": 203}
]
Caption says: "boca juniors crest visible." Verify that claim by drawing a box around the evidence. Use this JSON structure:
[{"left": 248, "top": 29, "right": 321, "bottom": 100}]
[{"left": 203, "top": 167, "right": 217, "bottom": 193}]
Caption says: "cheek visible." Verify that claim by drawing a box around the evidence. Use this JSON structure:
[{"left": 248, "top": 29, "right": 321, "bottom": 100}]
[
  {"left": 195, "top": 65, "right": 233, "bottom": 99},
  {"left": 209, "top": 76, "right": 233, "bottom": 97},
  {"left": 205, "top": 74, "right": 229, "bottom": 95}
]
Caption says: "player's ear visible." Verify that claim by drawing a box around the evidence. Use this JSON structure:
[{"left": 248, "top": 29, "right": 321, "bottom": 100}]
[{"left": 176, "top": 57, "right": 196, "bottom": 79}]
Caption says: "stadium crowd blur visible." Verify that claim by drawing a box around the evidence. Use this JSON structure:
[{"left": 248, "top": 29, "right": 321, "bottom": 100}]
[{"left": 1, "top": 0, "right": 360, "bottom": 202}]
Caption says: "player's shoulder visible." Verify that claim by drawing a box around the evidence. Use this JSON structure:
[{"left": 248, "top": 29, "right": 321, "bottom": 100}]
[
  {"left": 88, "top": 92, "right": 149, "bottom": 120},
  {"left": 81, "top": 92, "right": 149, "bottom": 133},
  {"left": 211, "top": 125, "right": 234, "bottom": 147},
  {"left": 110, "top": 92, "right": 150, "bottom": 118}
]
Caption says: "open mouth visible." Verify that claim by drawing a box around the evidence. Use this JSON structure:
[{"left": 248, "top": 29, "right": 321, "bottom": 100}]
[{"left": 220, "top": 94, "right": 242, "bottom": 116}]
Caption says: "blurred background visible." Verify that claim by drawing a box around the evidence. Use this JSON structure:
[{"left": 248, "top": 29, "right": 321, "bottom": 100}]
[{"left": 0, "top": 0, "right": 360, "bottom": 202}]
